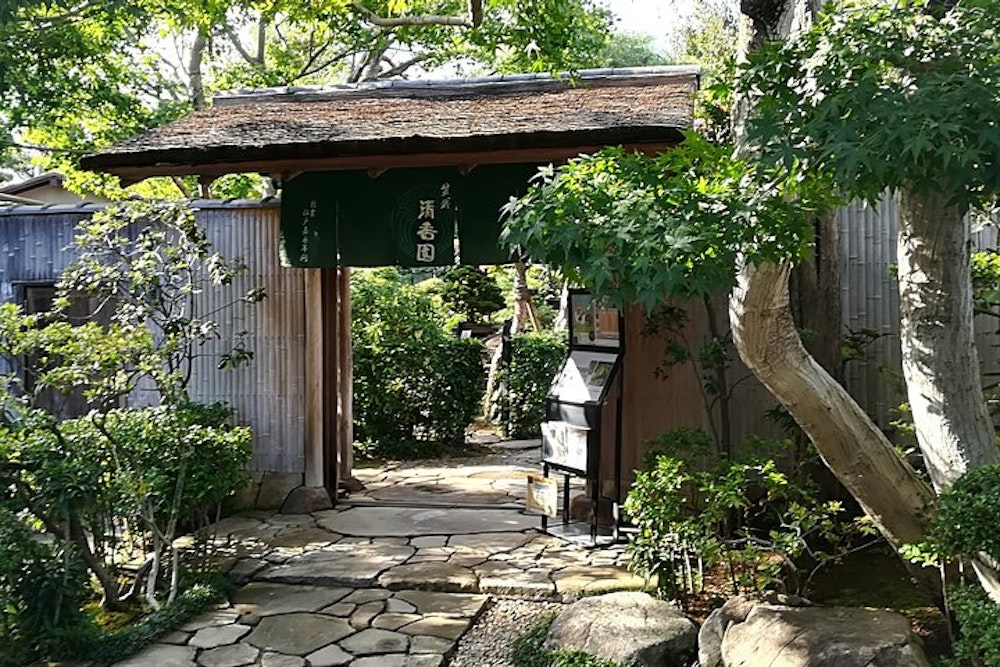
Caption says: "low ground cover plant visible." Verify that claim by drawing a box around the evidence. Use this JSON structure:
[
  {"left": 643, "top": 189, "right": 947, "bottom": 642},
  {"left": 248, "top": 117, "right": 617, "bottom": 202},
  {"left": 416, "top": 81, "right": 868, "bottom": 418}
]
[
  {"left": 624, "top": 427, "right": 879, "bottom": 600},
  {"left": 512, "top": 614, "right": 620, "bottom": 667}
]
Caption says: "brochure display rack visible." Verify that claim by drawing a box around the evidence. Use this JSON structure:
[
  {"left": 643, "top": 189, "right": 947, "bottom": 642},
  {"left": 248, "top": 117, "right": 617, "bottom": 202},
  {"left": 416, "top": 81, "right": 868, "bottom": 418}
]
[{"left": 531, "top": 290, "right": 624, "bottom": 545}]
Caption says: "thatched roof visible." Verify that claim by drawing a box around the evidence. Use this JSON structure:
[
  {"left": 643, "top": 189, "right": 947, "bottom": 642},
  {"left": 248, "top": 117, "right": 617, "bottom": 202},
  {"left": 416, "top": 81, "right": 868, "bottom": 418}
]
[{"left": 81, "top": 66, "right": 699, "bottom": 180}]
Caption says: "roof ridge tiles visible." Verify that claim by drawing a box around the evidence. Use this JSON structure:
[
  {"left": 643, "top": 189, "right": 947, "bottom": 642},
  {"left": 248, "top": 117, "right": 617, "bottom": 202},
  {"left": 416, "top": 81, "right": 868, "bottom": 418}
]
[{"left": 213, "top": 65, "right": 701, "bottom": 106}]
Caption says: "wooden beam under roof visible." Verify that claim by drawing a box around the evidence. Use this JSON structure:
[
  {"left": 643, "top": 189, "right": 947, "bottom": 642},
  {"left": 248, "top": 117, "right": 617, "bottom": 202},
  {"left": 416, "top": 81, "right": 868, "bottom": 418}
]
[{"left": 110, "top": 141, "right": 681, "bottom": 185}]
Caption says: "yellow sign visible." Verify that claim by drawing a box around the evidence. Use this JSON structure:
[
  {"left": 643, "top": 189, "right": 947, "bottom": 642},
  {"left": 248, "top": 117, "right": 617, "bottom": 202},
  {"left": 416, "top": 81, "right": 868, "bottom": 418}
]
[{"left": 526, "top": 475, "right": 558, "bottom": 517}]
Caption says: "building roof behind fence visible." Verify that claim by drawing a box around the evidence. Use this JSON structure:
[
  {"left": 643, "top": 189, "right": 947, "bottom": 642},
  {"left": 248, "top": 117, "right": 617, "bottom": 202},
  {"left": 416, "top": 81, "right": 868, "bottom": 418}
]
[{"left": 80, "top": 67, "right": 700, "bottom": 181}]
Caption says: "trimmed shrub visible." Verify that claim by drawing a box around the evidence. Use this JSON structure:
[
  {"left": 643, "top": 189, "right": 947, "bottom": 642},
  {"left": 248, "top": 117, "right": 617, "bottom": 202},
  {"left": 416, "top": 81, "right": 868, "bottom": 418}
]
[
  {"left": 352, "top": 269, "right": 486, "bottom": 456},
  {"left": 0, "top": 509, "right": 88, "bottom": 667},
  {"left": 933, "top": 463, "right": 1000, "bottom": 563},
  {"left": 944, "top": 586, "right": 1000, "bottom": 667},
  {"left": 624, "top": 428, "right": 876, "bottom": 598},
  {"left": 498, "top": 331, "right": 567, "bottom": 438}
]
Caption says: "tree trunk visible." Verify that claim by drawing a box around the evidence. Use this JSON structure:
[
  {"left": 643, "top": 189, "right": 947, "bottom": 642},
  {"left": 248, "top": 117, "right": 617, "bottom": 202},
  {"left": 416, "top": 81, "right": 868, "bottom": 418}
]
[
  {"left": 897, "top": 188, "right": 1000, "bottom": 489},
  {"left": 510, "top": 261, "right": 539, "bottom": 334},
  {"left": 790, "top": 212, "right": 842, "bottom": 378},
  {"left": 188, "top": 28, "right": 209, "bottom": 111},
  {"left": 730, "top": 261, "right": 937, "bottom": 558}
]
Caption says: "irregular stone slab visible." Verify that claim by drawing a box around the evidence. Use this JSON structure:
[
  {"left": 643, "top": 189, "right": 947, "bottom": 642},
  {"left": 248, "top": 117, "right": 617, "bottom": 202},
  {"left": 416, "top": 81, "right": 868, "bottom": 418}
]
[
  {"left": 544, "top": 592, "right": 697, "bottom": 667},
  {"left": 304, "top": 644, "right": 353, "bottom": 667},
  {"left": 550, "top": 565, "right": 648, "bottom": 596},
  {"left": 190, "top": 623, "right": 252, "bottom": 648},
  {"left": 245, "top": 613, "right": 353, "bottom": 656},
  {"left": 340, "top": 628, "right": 410, "bottom": 655},
  {"left": 394, "top": 590, "right": 489, "bottom": 616},
  {"left": 476, "top": 562, "right": 555, "bottom": 597},
  {"left": 264, "top": 526, "right": 339, "bottom": 549},
  {"left": 721, "top": 606, "right": 932, "bottom": 667},
  {"left": 261, "top": 653, "right": 305, "bottom": 667},
  {"left": 373, "top": 612, "right": 422, "bottom": 630},
  {"left": 321, "top": 601, "right": 356, "bottom": 617},
  {"left": 350, "top": 600, "right": 387, "bottom": 629},
  {"left": 112, "top": 643, "right": 197, "bottom": 666},
  {"left": 352, "top": 655, "right": 407, "bottom": 667},
  {"left": 160, "top": 630, "right": 192, "bottom": 645},
  {"left": 411, "top": 535, "right": 448, "bottom": 548},
  {"left": 211, "top": 516, "right": 265, "bottom": 536},
  {"left": 379, "top": 562, "right": 478, "bottom": 592},
  {"left": 386, "top": 597, "right": 417, "bottom": 614},
  {"left": 232, "top": 582, "right": 352, "bottom": 616},
  {"left": 406, "top": 655, "right": 444, "bottom": 667},
  {"left": 493, "top": 438, "right": 541, "bottom": 450},
  {"left": 399, "top": 616, "right": 472, "bottom": 641},
  {"left": 317, "top": 506, "right": 535, "bottom": 537},
  {"left": 447, "top": 551, "right": 491, "bottom": 568},
  {"left": 197, "top": 642, "right": 258, "bottom": 667},
  {"left": 410, "top": 635, "right": 454, "bottom": 654},
  {"left": 181, "top": 608, "right": 241, "bottom": 632},
  {"left": 448, "top": 532, "right": 533, "bottom": 552},
  {"left": 266, "top": 513, "right": 315, "bottom": 527},
  {"left": 258, "top": 542, "right": 414, "bottom": 586},
  {"left": 344, "top": 588, "right": 393, "bottom": 603},
  {"left": 228, "top": 558, "right": 270, "bottom": 584}
]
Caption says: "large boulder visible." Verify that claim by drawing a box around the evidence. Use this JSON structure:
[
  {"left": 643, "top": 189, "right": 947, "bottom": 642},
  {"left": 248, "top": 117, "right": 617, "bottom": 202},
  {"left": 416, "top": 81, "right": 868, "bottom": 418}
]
[
  {"left": 543, "top": 591, "right": 697, "bottom": 667},
  {"left": 716, "top": 602, "right": 931, "bottom": 667},
  {"left": 698, "top": 595, "right": 760, "bottom": 667}
]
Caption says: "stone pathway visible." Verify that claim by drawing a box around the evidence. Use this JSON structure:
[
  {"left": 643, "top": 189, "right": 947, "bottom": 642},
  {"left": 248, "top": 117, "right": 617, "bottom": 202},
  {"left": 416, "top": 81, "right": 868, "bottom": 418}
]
[
  {"left": 351, "top": 441, "right": 573, "bottom": 507},
  {"left": 114, "top": 442, "right": 641, "bottom": 666}
]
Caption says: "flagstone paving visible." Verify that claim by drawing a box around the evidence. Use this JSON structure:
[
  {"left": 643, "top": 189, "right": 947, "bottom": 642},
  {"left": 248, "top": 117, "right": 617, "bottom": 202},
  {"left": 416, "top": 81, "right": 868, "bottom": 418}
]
[{"left": 113, "top": 441, "right": 642, "bottom": 666}]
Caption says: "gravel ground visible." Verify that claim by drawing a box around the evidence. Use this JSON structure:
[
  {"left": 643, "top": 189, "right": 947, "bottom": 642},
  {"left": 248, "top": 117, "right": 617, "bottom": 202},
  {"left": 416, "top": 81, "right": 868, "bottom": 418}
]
[{"left": 448, "top": 597, "right": 566, "bottom": 666}]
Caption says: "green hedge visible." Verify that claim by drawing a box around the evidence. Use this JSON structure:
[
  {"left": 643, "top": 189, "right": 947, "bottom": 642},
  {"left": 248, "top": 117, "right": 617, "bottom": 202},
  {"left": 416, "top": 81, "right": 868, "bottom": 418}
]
[
  {"left": 352, "top": 269, "right": 486, "bottom": 456},
  {"left": 498, "top": 331, "right": 567, "bottom": 439}
]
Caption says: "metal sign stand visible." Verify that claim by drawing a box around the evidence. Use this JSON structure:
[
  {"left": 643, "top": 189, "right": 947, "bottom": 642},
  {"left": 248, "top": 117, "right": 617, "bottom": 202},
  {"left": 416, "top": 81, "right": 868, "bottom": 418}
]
[{"left": 534, "top": 290, "right": 625, "bottom": 546}]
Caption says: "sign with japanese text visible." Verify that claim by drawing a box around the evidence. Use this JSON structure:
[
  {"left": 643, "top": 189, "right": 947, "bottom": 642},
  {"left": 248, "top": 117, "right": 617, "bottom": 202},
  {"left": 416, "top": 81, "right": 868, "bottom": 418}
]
[
  {"left": 279, "top": 164, "right": 535, "bottom": 268},
  {"left": 391, "top": 181, "right": 455, "bottom": 267}
]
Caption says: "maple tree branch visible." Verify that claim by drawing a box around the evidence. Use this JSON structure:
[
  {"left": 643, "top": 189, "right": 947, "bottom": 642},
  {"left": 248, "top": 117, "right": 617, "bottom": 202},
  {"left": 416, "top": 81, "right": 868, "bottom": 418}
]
[
  {"left": 221, "top": 23, "right": 257, "bottom": 65},
  {"left": 8, "top": 141, "right": 90, "bottom": 155},
  {"left": 351, "top": 0, "right": 483, "bottom": 28},
  {"left": 379, "top": 53, "right": 432, "bottom": 78}
]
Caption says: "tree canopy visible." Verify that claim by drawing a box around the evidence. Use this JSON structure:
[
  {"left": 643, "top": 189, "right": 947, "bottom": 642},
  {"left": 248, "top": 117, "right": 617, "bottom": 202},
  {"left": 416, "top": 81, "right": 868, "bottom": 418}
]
[
  {"left": 0, "top": 0, "right": 617, "bottom": 197},
  {"left": 742, "top": 0, "right": 1000, "bottom": 212}
]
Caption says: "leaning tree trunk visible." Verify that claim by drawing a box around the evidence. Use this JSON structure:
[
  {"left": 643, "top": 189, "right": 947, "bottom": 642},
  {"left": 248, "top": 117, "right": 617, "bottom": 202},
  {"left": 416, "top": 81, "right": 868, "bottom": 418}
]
[
  {"left": 897, "top": 188, "right": 1000, "bottom": 602},
  {"left": 730, "top": 262, "right": 937, "bottom": 555},
  {"left": 897, "top": 188, "right": 1000, "bottom": 489}
]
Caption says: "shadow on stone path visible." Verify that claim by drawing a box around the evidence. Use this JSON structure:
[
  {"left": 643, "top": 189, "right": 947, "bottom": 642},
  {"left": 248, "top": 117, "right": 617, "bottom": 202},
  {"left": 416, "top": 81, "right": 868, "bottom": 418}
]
[{"left": 114, "top": 442, "right": 641, "bottom": 666}]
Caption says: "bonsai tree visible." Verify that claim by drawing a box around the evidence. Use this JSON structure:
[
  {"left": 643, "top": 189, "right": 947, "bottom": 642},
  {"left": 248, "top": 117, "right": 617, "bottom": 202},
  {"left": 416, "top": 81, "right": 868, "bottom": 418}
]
[{"left": 441, "top": 266, "right": 505, "bottom": 325}]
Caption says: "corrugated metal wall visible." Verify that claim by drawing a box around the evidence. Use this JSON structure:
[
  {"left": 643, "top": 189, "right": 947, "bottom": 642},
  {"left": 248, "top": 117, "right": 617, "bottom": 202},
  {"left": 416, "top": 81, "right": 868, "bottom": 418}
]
[
  {"left": 2, "top": 193, "right": 995, "bottom": 475},
  {"left": 837, "top": 196, "right": 905, "bottom": 430},
  {"left": 835, "top": 195, "right": 1000, "bottom": 433},
  {"left": 189, "top": 203, "right": 307, "bottom": 474},
  {"left": 0, "top": 202, "right": 307, "bottom": 474}
]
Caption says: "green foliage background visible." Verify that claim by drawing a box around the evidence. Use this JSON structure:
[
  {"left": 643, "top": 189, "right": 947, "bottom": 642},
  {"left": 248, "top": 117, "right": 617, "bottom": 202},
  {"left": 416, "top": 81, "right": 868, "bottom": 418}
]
[
  {"left": 496, "top": 331, "right": 567, "bottom": 438},
  {"left": 352, "top": 268, "right": 486, "bottom": 456}
]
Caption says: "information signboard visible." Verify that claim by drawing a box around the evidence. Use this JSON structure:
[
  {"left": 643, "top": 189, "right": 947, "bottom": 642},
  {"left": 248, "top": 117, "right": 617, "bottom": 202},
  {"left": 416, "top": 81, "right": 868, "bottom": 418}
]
[
  {"left": 279, "top": 164, "right": 535, "bottom": 268},
  {"left": 549, "top": 350, "right": 620, "bottom": 404},
  {"left": 541, "top": 420, "right": 590, "bottom": 473},
  {"left": 569, "top": 291, "right": 621, "bottom": 349}
]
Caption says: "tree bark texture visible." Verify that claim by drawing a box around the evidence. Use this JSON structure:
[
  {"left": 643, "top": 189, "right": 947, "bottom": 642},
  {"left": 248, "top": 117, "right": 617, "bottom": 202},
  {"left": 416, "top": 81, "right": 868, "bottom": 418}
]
[
  {"left": 730, "top": 262, "right": 936, "bottom": 554},
  {"left": 187, "top": 28, "right": 208, "bottom": 111},
  {"left": 897, "top": 188, "right": 1000, "bottom": 490},
  {"left": 790, "top": 212, "right": 842, "bottom": 378}
]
